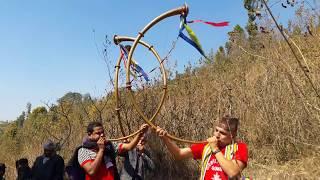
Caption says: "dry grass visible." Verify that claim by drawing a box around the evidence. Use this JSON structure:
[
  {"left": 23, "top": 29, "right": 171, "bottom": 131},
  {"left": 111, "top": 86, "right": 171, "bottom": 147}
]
[{"left": 1, "top": 16, "right": 320, "bottom": 180}]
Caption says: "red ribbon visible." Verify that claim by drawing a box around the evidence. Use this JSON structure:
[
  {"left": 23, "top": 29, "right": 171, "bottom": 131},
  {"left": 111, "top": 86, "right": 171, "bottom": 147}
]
[{"left": 188, "top": 20, "right": 229, "bottom": 27}]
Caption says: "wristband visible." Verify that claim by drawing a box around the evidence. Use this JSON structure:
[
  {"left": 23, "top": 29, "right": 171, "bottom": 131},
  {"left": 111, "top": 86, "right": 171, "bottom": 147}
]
[{"left": 211, "top": 148, "right": 220, "bottom": 155}]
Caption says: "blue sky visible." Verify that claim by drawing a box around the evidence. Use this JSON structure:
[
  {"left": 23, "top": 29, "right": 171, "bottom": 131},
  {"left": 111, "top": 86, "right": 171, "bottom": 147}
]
[{"left": 0, "top": 0, "right": 302, "bottom": 121}]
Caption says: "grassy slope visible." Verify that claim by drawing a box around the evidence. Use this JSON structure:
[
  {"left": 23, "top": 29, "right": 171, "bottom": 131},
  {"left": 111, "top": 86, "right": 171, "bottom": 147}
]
[{"left": 0, "top": 27, "right": 320, "bottom": 180}]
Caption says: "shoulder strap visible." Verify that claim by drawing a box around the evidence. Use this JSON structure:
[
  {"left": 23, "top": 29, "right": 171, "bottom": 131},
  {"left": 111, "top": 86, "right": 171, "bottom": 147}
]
[
  {"left": 199, "top": 144, "right": 212, "bottom": 180},
  {"left": 224, "top": 143, "right": 238, "bottom": 160}
]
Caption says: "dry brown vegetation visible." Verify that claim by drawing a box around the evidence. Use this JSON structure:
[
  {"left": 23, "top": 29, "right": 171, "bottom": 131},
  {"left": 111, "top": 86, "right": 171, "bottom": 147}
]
[{"left": 1, "top": 9, "right": 320, "bottom": 180}]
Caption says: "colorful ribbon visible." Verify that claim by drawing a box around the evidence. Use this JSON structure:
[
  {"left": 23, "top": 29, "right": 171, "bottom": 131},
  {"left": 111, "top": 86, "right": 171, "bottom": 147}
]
[
  {"left": 119, "top": 44, "right": 150, "bottom": 82},
  {"left": 178, "top": 16, "right": 229, "bottom": 59},
  {"left": 187, "top": 20, "right": 229, "bottom": 27}
]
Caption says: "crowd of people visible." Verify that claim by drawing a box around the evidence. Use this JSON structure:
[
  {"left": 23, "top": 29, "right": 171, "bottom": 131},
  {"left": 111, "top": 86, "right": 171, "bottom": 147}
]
[{"left": 0, "top": 115, "right": 248, "bottom": 180}]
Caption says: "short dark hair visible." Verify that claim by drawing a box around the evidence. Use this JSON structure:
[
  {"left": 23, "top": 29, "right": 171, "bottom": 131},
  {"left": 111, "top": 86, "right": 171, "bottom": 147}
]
[
  {"left": 219, "top": 115, "right": 239, "bottom": 135},
  {"left": 87, "top": 122, "right": 103, "bottom": 134},
  {"left": 16, "top": 158, "right": 29, "bottom": 169},
  {"left": 43, "top": 140, "right": 56, "bottom": 151},
  {"left": 0, "top": 163, "right": 5, "bottom": 171}
]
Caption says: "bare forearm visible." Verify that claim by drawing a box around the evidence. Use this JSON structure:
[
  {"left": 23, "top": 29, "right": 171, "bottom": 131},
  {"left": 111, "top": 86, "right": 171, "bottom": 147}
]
[
  {"left": 156, "top": 126, "right": 192, "bottom": 160},
  {"left": 215, "top": 152, "right": 240, "bottom": 178},
  {"left": 162, "top": 137, "right": 183, "bottom": 160},
  {"left": 88, "top": 150, "right": 104, "bottom": 175},
  {"left": 123, "top": 134, "right": 141, "bottom": 151}
]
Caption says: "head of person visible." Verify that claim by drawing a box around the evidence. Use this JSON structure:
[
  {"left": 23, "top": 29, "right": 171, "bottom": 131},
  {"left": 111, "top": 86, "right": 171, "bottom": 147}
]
[
  {"left": 0, "top": 163, "right": 6, "bottom": 177},
  {"left": 214, "top": 115, "right": 239, "bottom": 147},
  {"left": 43, "top": 140, "right": 56, "bottom": 157},
  {"left": 16, "top": 158, "right": 29, "bottom": 170},
  {"left": 137, "top": 135, "right": 147, "bottom": 152},
  {"left": 87, "top": 121, "right": 104, "bottom": 142}
]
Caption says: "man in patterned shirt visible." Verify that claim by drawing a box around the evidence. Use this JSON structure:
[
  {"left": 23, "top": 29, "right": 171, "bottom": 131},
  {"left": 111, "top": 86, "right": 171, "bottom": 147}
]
[
  {"left": 78, "top": 122, "right": 148, "bottom": 180},
  {"left": 156, "top": 115, "right": 248, "bottom": 180}
]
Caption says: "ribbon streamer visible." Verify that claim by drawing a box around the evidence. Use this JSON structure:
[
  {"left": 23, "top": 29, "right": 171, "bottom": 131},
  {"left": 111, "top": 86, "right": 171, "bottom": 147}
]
[
  {"left": 179, "top": 17, "right": 228, "bottom": 59},
  {"left": 119, "top": 44, "right": 150, "bottom": 81},
  {"left": 187, "top": 19, "right": 229, "bottom": 27}
]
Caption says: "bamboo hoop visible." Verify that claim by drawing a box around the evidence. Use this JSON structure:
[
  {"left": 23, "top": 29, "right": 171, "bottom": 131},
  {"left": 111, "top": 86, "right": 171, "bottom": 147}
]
[
  {"left": 125, "top": 4, "right": 205, "bottom": 144},
  {"left": 107, "top": 35, "right": 167, "bottom": 141}
]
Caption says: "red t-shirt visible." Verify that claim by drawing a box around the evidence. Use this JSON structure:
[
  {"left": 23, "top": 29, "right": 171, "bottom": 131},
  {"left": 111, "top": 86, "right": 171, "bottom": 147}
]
[
  {"left": 190, "top": 142, "right": 248, "bottom": 180},
  {"left": 78, "top": 143, "right": 122, "bottom": 180}
]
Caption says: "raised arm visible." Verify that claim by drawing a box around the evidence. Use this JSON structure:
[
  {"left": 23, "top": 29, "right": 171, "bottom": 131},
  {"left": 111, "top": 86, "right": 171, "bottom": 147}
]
[
  {"left": 207, "top": 137, "right": 246, "bottom": 178},
  {"left": 81, "top": 137, "right": 105, "bottom": 176},
  {"left": 121, "top": 124, "right": 149, "bottom": 152},
  {"left": 156, "top": 126, "right": 193, "bottom": 160}
]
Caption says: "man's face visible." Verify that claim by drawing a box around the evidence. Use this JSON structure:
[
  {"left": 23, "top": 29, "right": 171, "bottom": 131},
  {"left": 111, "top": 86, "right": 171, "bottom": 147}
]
[
  {"left": 44, "top": 149, "right": 55, "bottom": 157},
  {"left": 89, "top": 126, "right": 105, "bottom": 141},
  {"left": 213, "top": 124, "right": 233, "bottom": 147},
  {"left": 137, "top": 139, "right": 145, "bottom": 152}
]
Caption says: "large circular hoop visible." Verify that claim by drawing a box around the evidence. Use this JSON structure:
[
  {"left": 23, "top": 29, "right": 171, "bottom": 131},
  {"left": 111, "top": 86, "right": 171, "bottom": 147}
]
[
  {"left": 125, "top": 4, "right": 205, "bottom": 144},
  {"left": 107, "top": 35, "right": 167, "bottom": 141}
]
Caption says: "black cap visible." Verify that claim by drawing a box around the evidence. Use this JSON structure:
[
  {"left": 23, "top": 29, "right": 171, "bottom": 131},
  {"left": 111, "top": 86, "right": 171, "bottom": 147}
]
[{"left": 0, "top": 163, "right": 5, "bottom": 170}]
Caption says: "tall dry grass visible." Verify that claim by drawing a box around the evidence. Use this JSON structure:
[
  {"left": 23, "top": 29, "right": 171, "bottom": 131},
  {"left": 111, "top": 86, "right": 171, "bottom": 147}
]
[{"left": 1, "top": 21, "right": 320, "bottom": 180}]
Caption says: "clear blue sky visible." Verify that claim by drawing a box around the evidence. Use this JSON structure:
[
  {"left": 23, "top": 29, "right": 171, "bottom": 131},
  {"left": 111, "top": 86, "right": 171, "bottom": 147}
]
[{"left": 0, "top": 0, "right": 299, "bottom": 121}]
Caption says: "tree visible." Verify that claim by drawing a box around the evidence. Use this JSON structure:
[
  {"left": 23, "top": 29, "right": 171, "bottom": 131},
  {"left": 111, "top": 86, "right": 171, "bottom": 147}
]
[
  {"left": 26, "top": 102, "right": 32, "bottom": 117},
  {"left": 24, "top": 102, "right": 32, "bottom": 127},
  {"left": 244, "top": 0, "right": 261, "bottom": 38},
  {"left": 225, "top": 24, "right": 246, "bottom": 55},
  {"left": 31, "top": 106, "right": 47, "bottom": 115},
  {"left": 57, "top": 92, "right": 82, "bottom": 104},
  {"left": 214, "top": 46, "right": 228, "bottom": 65},
  {"left": 16, "top": 111, "right": 26, "bottom": 128},
  {"left": 234, "top": 24, "right": 245, "bottom": 35}
]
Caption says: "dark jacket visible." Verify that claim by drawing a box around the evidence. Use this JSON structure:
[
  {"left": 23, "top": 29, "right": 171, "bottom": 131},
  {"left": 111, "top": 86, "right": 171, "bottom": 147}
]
[
  {"left": 17, "top": 166, "right": 32, "bottom": 180},
  {"left": 31, "top": 154, "right": 64, "bottom": 180},
  {"left": 119, "top": 149, "right": 155, "bottom": 180}
]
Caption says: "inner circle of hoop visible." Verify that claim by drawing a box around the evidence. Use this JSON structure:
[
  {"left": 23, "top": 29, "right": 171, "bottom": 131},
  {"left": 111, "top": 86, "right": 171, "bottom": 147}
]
[{"left": 108, "top": 35, "right": 167, "bottom": 141}]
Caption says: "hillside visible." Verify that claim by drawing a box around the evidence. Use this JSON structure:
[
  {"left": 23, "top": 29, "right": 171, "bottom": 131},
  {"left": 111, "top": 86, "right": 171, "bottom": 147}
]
[{"left": 1, "top": 7, "right": 320, "bottom": 180}]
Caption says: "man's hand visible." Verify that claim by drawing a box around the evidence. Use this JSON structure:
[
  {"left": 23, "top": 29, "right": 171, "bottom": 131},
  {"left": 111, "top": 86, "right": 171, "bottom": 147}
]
[
  {"left": 97, "top": 137, "right": 106, "bottom": 151},
  {"left": 82, "top": 136, "right": 106, "bottom": 176},
  {"left": 139, "top": 124, "right": 149, "bottom": 135},
  {"left": 156, "top": 126, "right": 168, "bottom": 138},
  {"left": 207, "top": 136, "right": 219, "bottom": 151},
  {"left": 123, "top": 139, "right": 130, "bottom": 143},
  {"left": 121, "top": 124, "right": 149, "bottom": 152}
]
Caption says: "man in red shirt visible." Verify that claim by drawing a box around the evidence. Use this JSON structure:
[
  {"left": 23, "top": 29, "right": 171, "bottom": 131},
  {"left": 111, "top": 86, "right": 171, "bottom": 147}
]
[
  {"left": 156, "top": 115, "right": 248, "bottom": 180},
  {"left": 78, "top": 122, "right": 148, "bottom": 180}
]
